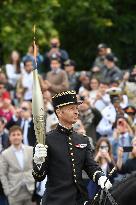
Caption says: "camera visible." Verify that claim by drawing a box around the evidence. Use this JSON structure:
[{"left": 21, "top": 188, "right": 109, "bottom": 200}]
[
  {"left": 128, "top": 74, "right": 136, "bottom": 82},
  {"left": 80, "top": 96, "right": 85, "bottom": 101},
  {"left": 123, "top": 146, "right": 133, "bottom": 152},
  {"left": 51, "top": 43, "right": 58, "bottom": 48}
]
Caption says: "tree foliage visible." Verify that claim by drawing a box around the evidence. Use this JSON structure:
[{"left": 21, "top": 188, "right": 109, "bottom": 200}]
[
  {"left": 0, "top": 0, "right": 136, "bottom": 69},
  {"left": 0, "top": 0, "right": 59, "bottom": 59}
]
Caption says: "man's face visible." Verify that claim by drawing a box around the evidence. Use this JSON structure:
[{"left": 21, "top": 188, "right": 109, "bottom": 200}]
[
  {"left": 9, "top": 130, "right": 23, "bottom": 146},
  {"left": 25, "top": 61, "right": 33, "bottom": 73},
  {"left": 20, "top": 102, "right": 31, "bottom": 119},
  {"left": 104, "top": 59, "right": 114, "bottom": 68},
  {"left": 57, "top": 104, "right": 79, "bottom": 125},
  {"left": 99, "top": 83, "right": 109, "bottom": 93},
  {"left": 50, "top": 60, "right": 60, "bottom": 70}
]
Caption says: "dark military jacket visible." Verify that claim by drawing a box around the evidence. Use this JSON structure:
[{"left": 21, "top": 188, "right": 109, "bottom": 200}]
[{"left": 32, "top": 124, "right": 104, "bottom": 205}]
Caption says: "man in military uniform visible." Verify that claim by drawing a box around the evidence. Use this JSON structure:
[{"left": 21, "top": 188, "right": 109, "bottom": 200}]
[{"left": 32, "top": 90, "right": 112, "bottom": 205}]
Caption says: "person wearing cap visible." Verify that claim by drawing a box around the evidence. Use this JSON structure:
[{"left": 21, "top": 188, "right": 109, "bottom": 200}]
[
  {"left": 123, "top": 105, "right": 136, "bottom": 134},
  {"left": 64, "top": 59, "right": 80, "bottom": 91},
  {"left": 42, "top": 57, "right": 69, "bottom": 96},
  {"left": 102, "top": 53, "right": 122, "bottom": 84},
  {"left": 93, "top": 43, "right": 108, "bottom": 69},
  {"left": 116, "top": 136, "right": 136, "bottom": 174},
  {"left": 32, "top": 90, "right": 112, "bottom": 205},
  {"left": 44, "top": 37, "right": 69, "bottom": 71}
]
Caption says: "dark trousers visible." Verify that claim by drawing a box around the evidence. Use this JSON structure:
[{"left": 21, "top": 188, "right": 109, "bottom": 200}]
[{"left": 0, "top": 195, "right": 9, "bottom": 205}]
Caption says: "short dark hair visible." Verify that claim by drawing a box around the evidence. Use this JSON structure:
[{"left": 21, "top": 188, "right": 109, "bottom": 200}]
[
  {"left": 24, "top": 58, "right": 33, "bottom": 66},
  {"left": 50, "top": 56, "right": 61, "bottom": 63},
  {"left": 9, "top": 125, "right": 23, "bottom": 136},
  {"left": 97, "top": 43, "right": 107, "bottom": 50}
]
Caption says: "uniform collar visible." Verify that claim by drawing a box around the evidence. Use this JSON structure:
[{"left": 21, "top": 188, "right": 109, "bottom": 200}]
[{"left": 57, "top": 123, "right": 73, "bottom": 135}]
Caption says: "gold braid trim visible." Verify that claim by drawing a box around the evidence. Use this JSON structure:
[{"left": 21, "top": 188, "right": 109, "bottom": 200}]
[
  {"left": 56, "top": 102, "right": 77, "bottom": 108},
  {"left": 93, "top": 171, "right": 102, "bottom": 182},
  {"left": 52, "top": 90, "right": 76, "bottom": 99}
]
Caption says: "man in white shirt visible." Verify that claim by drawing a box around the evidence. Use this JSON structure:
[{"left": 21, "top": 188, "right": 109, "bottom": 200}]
[
  {"left": 22, "top": 59, "right": 33, "bottom": 101},
  {"left": 0, "top": 125, "right": 34, "bottom": 205}
]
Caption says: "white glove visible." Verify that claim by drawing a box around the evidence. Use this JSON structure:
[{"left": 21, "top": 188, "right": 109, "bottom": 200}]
[
  {"left": 33, "top": 144, "right": 48, "bottom": 164},
  {"left": 98, "top": 176, "right": 112, "bottom": 190}
]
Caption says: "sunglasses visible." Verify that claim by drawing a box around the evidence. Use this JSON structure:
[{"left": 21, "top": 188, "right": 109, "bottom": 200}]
[{"left": 21, "top": 107, "right": 29, "bottom": 111}]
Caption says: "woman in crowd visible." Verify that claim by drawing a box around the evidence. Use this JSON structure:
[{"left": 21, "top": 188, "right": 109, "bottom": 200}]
[
  {"left": 117, "top": 136, "right": 136, "bottom": 174},
  {"left": 87, "top": 137, "right": 115, "bottom": 199},
  {"left": 95, "top": 137, "right": 115, "bottom": 180},
  {"left": 5, "top": 50, "right": 24, "bottom": 88},
  {"left": 89, "top": 77, "right": 99, "bottom": 106}
]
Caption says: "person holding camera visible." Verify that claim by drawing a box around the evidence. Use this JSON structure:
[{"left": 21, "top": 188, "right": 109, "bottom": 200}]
[
  {"left": 122, "top": 65, "right": 136, "bottom": 105},
  {"left": 116, "top": 137, "right": 136, "bottom": 174},
  {"left": 111, "top": 116, "right": 134, "bottom": 162},
  {"left": 44, "top": 37, "right": 69, "bottom": 70},
  {"left": 87, "top": 137, "right": 115, "bottom": 199},
  {"left": 94, "top": 137, "right": 115, "bottom": 181}
]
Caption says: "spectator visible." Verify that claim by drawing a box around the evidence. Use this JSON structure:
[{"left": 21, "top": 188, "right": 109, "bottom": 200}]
[
  {"left": 0, "top": 97, "right": 14, "bottom": 122},
  {"left": 5, "top": 50, "right": 24, "bottom": 88},
  {"left": 0, "top": 117, "right": 9, "bottom": 153},
  {"left": 0, "top": 117, "right": 9, "bottom": 205},
  {"left": 22, "top": 44, "right": 43, "bottom": 72},
  {"left": 78, "top": 71, "right": 90, "bottom": 94},
  {"left": 94, "top": 80, "right": 110, "bottom": 111},
  {"left": 95, "top": 137, "right": 115, "bottom": 177},
  {"left": 90, "top": 66, "right": 103, "bottom": 81},
  {"left": 93, "top": 43, "right": 108, "bottom": 69},
  {"left": 97, "top": 87, "right": 128, "bottom": 138},
  {"left": 5, "top": 106, "right": 21, "bottom": 130},
  {"left": 42, "top": 57, "right": 69, "bottom": 96},
  {"left": 0, "top": 125, "right": 35, "bottom": 205},
  {"left": 122, "top": 65, "right": 136, "bottom": 105},
  {"left": 0, "top": 81, "right": 10, "bottom": 108},
  {"left": 111, "top": 116, "right": 134, "bottom": 162},
  {"left": 117, "top": 136, "right": 136, "bottom": 174},
  {"left": 44, "top": 37, "right": 69, "bottom": 70},
  {"left": 123, "top": 105, "right": 136, "bottom": 135},
  {"left": 16, "top": 59, "right": 33, "bottom": 102},
  {"left": 79, "top": 98, "right": 102, "bottom": 143},
  {"left": 64, "top": 59, "right": 80, "bottom": 91},
  {"left": 89, "top": 78, "right": 100, "bottom": 106},
  {"left": 0, "top": 70, "right": 13, "bottom": 92},
  {"left": 5, "top": 101, "right": 36, "bottom": 147},
  {"left": 16, "top": 101, "right": 36, "bottom": 147},
  {"left": 87, "top": 137, "right": 115, "bottom": 199},
  {"left": 102, "top": 53, "right": 122, "bottom": 84}
]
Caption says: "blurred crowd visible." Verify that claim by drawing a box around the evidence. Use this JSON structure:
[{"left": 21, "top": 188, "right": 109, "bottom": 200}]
[{"left": 0, "top": 37, "right": 136, "bottom": 205}]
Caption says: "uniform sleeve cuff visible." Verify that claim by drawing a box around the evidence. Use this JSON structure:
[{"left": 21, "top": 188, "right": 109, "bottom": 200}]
[{"left": 93, "top": 171, "right": 105, "bottom": 183}]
